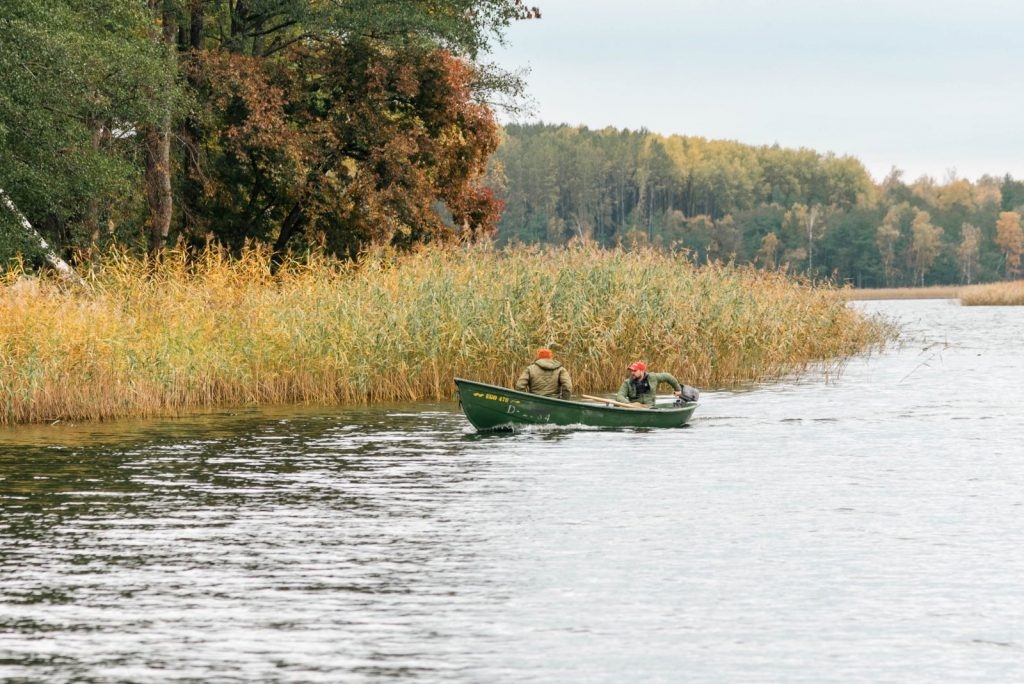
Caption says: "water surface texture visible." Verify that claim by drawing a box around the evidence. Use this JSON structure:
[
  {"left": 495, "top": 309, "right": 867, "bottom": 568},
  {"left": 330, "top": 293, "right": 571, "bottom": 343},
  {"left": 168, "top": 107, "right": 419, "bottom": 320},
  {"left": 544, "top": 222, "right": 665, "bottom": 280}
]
[{"left": 2, "top": 299, "right": 1023, "bottom": 682}]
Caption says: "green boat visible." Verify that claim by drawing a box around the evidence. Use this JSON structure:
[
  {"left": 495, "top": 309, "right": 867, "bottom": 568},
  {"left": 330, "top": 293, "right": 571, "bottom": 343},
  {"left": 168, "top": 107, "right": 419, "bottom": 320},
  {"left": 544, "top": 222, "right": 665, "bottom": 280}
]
[{"left": 455, "top": 377, "right": 698, "bottom": 431}]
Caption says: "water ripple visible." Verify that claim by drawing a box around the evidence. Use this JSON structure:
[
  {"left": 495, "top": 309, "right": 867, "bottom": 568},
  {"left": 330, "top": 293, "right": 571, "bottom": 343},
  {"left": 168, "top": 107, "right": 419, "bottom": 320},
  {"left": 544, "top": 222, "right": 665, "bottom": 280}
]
[{"left": 3, "top": 301, "right": 1024, "bottom": 681}]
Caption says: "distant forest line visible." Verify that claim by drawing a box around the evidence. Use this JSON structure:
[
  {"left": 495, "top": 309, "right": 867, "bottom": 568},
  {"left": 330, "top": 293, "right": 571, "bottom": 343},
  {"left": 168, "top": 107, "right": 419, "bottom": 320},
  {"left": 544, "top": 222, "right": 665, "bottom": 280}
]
[
  {"left": 488, "top": 123, "right": 1024, "bottom": 287},
  {"left": 4, "top": 0, "right": 1023, "bottom": 292}
]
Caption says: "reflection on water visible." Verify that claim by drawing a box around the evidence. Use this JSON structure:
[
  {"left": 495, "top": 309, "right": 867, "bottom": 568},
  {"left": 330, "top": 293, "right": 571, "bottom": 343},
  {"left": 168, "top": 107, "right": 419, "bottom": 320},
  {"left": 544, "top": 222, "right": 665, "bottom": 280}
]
[{"left": 3, "top": 300, "right": 1024, "bottom": 682}]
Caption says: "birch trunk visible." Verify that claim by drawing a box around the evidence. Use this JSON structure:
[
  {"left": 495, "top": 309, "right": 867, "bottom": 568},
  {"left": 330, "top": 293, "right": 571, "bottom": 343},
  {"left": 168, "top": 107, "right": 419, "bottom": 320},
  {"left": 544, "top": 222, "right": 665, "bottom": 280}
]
[{"left": 0, "top": 189, "right": 85, "bottom": 285}]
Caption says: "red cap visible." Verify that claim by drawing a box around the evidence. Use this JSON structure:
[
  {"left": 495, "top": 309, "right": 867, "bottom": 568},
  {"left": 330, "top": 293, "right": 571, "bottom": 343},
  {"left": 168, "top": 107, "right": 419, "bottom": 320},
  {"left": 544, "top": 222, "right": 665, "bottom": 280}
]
[
  {"left": 627, "top": 361, "right": 647, "bottom": 372},
  {"left": 537, "top": 348, "right": 553, "bottom": 359}
]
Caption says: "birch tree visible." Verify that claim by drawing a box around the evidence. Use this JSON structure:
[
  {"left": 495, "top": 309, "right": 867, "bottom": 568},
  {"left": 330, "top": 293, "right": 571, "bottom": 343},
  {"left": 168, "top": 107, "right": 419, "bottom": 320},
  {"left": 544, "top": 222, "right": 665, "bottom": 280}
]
[
  {"left": 0, "top": 189, "right": 84, "bottom": 284},
  {"left": 956, "top": 223, "right": 980, "bottom": 284},
  {"left": 908, "top": 209, "right": 943, "bottom": 286},
  {"left": 783, "top": 203, "right": 829, "bottom": 274},
  {"left": 876, "top": 203, "right": 909, "bottom": 287}
]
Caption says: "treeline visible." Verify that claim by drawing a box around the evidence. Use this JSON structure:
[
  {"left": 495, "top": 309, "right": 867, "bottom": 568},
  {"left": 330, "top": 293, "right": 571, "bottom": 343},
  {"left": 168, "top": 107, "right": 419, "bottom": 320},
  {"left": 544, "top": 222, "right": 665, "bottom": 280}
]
[
  {"left": 490, "top": 124, "right": 1024, "bottom": 286},
  {"left": 5, "top": 4, "right": 1024, "bottom": 289},
  {"left": 0, "top": 0, "right": 538, "bottom": 268}
]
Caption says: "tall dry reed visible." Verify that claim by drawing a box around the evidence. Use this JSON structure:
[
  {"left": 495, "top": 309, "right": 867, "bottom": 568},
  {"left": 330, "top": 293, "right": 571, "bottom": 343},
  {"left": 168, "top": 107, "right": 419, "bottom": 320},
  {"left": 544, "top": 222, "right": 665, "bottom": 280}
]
[
  {"left": 842, "top": 285, "right": 962, "bottom": 301},
  {"left": 958, "top": 280, "right": 1024, "bottom": 305},
  {"left": 0, "top": 243, "right": 896, "bottom": 425}
]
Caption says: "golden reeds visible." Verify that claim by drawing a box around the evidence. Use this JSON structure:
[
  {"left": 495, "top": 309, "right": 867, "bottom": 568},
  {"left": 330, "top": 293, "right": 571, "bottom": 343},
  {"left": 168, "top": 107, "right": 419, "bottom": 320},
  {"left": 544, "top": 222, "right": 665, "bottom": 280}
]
[
  {"left": 841, "top": 281, "right": 1024, "bottom": 305},
  {"left": 0, "top": 243, "right": 896, "bottom": 425},
  {"left": 958, "top": 280, "right": 1024, "bottom": 305},
  {"left": 842, "top": 285, "right": 962, "bottom": 300}
]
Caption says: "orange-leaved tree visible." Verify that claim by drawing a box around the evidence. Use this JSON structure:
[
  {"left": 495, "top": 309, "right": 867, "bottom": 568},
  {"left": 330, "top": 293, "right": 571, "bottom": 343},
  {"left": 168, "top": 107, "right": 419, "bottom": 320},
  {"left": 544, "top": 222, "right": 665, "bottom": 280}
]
[
  {"left": 186, "top": 39, "right": 503, "bottom": 261},
  {"left": 994, "top": 211, "right": 1023, "bottom": 279}
]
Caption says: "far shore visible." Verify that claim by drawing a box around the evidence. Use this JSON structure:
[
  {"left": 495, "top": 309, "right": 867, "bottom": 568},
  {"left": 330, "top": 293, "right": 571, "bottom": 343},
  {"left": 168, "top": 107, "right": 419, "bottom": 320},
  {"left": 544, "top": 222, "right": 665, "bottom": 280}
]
[
  {"left": 842, "top": 285, "right": 961, "bottom": 301},
  {"left": 843, "top": 281, "right": 1024, "bottom": 305}
]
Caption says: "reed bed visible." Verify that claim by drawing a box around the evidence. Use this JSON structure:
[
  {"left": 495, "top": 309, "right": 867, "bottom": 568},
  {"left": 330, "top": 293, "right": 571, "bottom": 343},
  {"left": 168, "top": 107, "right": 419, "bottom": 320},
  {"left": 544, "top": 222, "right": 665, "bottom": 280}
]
[
  {"left": 842, "top": 285, "right": 962, "bottom": 300},
  {"left": 0, "top": 243, "right": 896, "bottom": 425},
  {"left": 842, "top": 282, "right": 1024, "bottom": 305},
  {"left": 958, "top": 280, "right": 1024, "bottom": 305}
]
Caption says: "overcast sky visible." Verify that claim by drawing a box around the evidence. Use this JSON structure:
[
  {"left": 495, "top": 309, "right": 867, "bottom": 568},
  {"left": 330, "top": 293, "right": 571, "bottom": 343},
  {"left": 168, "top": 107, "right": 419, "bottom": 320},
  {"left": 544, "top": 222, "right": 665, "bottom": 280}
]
[{"left": 487, "top": 0, "right": 1024, "bottom": 183}]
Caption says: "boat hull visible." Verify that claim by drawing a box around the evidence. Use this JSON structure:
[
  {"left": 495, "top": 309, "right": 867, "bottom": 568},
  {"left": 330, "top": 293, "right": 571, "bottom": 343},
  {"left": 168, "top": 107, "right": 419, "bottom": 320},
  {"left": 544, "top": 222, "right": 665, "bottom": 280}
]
[{"left": 455, "top": 377, "right": 697, "bottom": 431}]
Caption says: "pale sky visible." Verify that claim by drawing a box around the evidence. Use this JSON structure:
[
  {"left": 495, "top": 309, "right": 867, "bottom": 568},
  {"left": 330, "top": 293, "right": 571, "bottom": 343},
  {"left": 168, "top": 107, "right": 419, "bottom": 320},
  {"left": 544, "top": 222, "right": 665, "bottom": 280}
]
[{"left": 487, "top": 0, "right": 1024, "bottom": 183}]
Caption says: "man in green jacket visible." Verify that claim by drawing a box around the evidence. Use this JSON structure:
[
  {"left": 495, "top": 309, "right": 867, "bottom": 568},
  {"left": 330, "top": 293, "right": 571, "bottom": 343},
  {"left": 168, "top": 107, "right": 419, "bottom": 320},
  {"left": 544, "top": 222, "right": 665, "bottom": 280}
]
[
  {"left": 515, "top": 348, "right": 573, "bottom": 399},
  {"left": 615, "top": 361, "right": 682, "bottom": 407}
]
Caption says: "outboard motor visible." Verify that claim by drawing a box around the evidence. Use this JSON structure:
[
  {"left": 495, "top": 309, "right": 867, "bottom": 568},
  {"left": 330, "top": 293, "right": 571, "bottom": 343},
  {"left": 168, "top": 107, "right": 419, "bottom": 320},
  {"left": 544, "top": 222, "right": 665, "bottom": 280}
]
[{"left": 674, "top": 385, "right": 700, "bottom": 405}]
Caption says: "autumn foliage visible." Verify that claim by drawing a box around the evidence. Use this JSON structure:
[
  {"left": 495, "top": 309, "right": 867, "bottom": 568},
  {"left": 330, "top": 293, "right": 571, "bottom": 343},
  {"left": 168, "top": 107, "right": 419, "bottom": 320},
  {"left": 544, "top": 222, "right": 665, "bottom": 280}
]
[
  {"left": 0, "top": 1, "right": 534, "bottom": 266},
  {"left": 184, "top": 39, "right": 502, "bottom": 259}
]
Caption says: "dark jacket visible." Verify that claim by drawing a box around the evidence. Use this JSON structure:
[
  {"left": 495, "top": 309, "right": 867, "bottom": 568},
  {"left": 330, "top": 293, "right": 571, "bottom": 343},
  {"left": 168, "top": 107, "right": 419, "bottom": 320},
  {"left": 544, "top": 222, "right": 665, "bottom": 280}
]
[
  {"left": 515, "top": 358, "right": 573, "bottom": 399},
  {"left": 615, "top": 371, "right": 682, "bottom": 406}
]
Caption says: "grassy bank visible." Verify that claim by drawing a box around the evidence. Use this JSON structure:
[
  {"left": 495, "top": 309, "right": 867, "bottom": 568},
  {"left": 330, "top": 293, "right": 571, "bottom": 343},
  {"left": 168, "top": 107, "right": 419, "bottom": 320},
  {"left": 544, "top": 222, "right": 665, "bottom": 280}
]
[{"left": 0, "top": 243, "right": 896, "bottom": 425}]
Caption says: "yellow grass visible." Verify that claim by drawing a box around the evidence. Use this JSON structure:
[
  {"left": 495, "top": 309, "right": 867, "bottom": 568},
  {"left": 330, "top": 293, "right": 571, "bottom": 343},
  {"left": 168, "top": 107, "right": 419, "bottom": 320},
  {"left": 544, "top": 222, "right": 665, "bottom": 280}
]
[
  {"left": 841, "top": 285, "right": 962, "bottom": 300},
  {"left": 0, "top": 243, "right": 897, "bottom": 425},
  {"left": 842, "top": 281, "right": 1024, "bottom": 305},
  {"left": 958, "top": 280, "right": 1024, "bottom": 305}
]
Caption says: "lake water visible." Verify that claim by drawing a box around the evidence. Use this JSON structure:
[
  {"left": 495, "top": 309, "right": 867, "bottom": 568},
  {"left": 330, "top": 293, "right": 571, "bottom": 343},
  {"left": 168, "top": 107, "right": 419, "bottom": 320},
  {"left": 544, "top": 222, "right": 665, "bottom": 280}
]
[{"left": 2, "top": 299, "right": 1024, "bottom": 682}]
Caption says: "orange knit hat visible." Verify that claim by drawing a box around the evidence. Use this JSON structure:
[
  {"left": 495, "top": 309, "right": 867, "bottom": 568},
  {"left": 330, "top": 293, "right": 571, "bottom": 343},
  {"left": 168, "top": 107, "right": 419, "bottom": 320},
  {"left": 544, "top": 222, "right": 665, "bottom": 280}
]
[{"left": 537, "top": 348, "right": 554, "bottom": 359}]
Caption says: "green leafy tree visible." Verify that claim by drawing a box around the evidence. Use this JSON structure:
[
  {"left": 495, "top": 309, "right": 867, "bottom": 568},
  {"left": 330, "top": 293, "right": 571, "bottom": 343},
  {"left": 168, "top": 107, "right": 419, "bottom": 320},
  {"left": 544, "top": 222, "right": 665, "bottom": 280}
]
[
  {"left": 1000, "top": 175, "right": 1024, "bottom": 211},
  {"left": 143, "top": 0, "right": 177, "bottom": 256},
  {"left": 681, "top": 214, "right": 715, "bottom": 262},
  {"left": 2, "top": 0, "right": 537, "bottom": 265},
  {"left": 0, "top": 0, "right": 177, "bottom": 264},
  {"left": 733, "top": 203, "right": 786, "bottom": 264},
  {"left": 635, "top": 136, "right": 675, "bottom": 242},
  {"left": 488, "top": 126, "right": 559, "bottom": 243},
  {"left": 817, "top": 207, "right": 886, "bottom": 287}
]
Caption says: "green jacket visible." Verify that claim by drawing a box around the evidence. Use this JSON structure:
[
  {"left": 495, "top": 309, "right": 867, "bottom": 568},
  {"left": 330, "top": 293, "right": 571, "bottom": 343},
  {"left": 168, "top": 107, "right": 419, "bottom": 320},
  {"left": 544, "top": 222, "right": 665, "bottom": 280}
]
[
  {"left": 615, "top": 371, "right": 682, "bottom": 406},
  {"left": 515, "top": 358, "right": 573, "bottom": 399}
]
